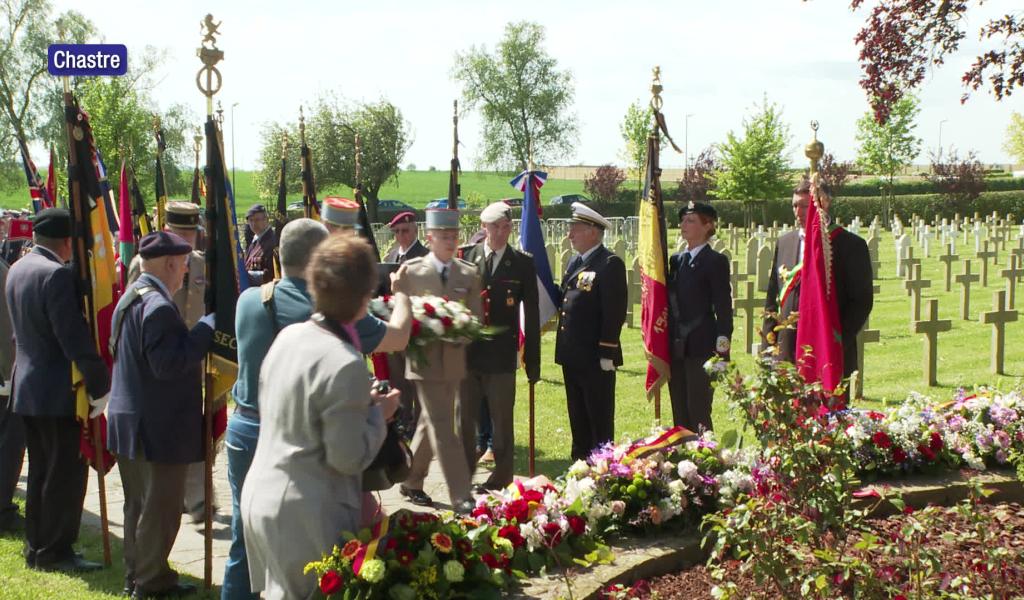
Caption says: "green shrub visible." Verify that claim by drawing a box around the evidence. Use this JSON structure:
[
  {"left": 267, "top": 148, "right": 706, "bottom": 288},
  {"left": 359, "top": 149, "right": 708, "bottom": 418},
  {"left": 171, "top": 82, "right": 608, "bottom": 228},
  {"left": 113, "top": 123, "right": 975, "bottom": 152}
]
[{"left": 837, "top": 177, "right": 1024, "bottom": 197}]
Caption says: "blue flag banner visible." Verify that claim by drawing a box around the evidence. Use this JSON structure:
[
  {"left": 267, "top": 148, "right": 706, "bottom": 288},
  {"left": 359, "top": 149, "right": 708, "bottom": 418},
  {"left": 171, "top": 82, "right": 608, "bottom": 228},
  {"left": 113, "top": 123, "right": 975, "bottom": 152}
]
[{"left": 512, "top": 169, "right": 559, "bottom": 326}]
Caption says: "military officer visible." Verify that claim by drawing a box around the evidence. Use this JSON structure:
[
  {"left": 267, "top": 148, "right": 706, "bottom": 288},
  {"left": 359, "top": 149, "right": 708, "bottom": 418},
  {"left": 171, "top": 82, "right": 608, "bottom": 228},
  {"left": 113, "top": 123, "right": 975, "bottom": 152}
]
[
  {"left": 127, "top": 201, "right": 214, "bottom": 522},
  {"left": 458, "top": 202, "right": 540, "bottom": 491},
  {"left": 667, "top": 202, "right": 733, "bottom": 433},
  {"left": 554, "top": 203, "right": 627, "bottom": 461},
  {"left": 108, "top": 231, "right": 216, "bottom": 599},
  {"left": 6, "top": 207, "right": 110, "bottom": 572},
  {"left": 321, "top": 197, "right": 361, "bottom": 234},
  {"left": 393, "top": 208, "right": 481, "bottom": 513},
  {"left": 383, "top": 211, "right": 428, "bottom": 264},
  {"left": 243, "top": 204, "right": 276, "bottom": 286}
]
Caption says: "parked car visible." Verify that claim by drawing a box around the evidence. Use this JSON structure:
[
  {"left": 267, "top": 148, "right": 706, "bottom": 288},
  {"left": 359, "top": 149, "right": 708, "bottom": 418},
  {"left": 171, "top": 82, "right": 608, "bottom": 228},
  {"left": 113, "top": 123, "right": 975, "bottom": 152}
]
[
  {"left": 425, "top": 198, "right": 467, "bottom": 209},
  {"left": 377, "top": 199, "right": 416, "bottom": 213},
  {"left": 548, "top": 194, "right": 591, "bottom": 206},
  {"left": 500, "top": 197, "right": 522, "bottom": 207}
]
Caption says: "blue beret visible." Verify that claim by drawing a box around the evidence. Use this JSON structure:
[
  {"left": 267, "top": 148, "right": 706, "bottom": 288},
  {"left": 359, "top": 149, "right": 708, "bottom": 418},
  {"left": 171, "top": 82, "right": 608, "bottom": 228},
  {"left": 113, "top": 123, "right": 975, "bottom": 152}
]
[
  {"left": 32, "top": 207, "right": 71, "bottom": 238},
  {"left": 139, "top": 231, "right": 192, "bottom": 259},
  {"left": 246, "top": 204, "right": 267, "bottom": 218}
]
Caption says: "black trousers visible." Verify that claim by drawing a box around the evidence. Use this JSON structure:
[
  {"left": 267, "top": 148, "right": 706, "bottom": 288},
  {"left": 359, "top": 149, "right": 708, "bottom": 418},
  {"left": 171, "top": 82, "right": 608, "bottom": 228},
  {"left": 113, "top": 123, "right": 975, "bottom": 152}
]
[
  {"left": 0, "top": 395, "right": 25, "bottom": 529},
  {"left": 21, "top": 415, "right": 88, "bottom": 566},
  {"left": 668, "top": 357, "right": 713, "bottom": 433},
  {"left": 562, "top": 365, "right": 615, "bottom": 461}
]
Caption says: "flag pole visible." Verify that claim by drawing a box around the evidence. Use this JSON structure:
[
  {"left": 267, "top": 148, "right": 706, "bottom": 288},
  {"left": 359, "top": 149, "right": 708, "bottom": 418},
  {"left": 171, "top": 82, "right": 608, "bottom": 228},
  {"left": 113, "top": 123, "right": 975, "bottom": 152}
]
[
  {"left": 61, "top": 67, "right": 112, "bottom": 569},
  {"left": 528, "top": 381, "right": 536, "bottom": 476},
  {"left": 196, "top": 14, "right": 225, "bottom": 589},
  {"left": 448, "top": 100, "right": 460, "bottom": 210}
]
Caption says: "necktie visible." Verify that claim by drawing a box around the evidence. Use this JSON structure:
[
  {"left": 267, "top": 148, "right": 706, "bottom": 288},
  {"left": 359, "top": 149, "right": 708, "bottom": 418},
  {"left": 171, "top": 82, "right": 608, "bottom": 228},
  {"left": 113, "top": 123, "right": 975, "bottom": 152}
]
[
  {"left": 397, "top": 253, "right": 405, "bottom": 263},
  {"left": 484, "top": 252, "right": 495, "bottom": 281},
  {"left": 682, "top": 252, "right": 692, "bottom": 268},
  {"left": 440, "top": 265, "right": 449, "bottom": 286}
]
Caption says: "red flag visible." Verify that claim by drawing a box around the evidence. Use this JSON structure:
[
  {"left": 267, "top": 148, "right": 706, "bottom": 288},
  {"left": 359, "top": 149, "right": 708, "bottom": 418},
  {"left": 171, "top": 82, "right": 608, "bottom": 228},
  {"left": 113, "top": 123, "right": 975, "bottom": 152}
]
[
  {"left": 795, "top": 189, "right": 844, "bottom": 393},
  {"left": 638, "top": 133, "right": 671, "bottom": 397},
  {"left": 45, "top": 149, "right": 56, "bottom": 209}
]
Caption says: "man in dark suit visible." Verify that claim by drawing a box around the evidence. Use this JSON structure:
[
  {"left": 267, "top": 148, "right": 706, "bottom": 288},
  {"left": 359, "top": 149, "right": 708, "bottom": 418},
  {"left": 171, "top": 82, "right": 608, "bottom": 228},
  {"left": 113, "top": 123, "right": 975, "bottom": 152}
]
[
  {"left": 5, "top": 208, "right": 110, "bottom": 572},
  {"left": 458, "top": 202, "right": 540, "bottom": 491},
  {"left": 107, "top": 231, "right": 215, "bottom": 599},
  {"left": 244, "top": 204, "right": 277, "bottom": 286},
  {"left": 0, "top": 257, "right": 22, "bottom": 534},
  {"left": 667, "top": 202, "right": 733, "bottom": 432},
  {"left": 383, "top": 211, "right": 428, "bottom": 264},
  {"left": 555, "top": 203, "right": 627, "bottom": 461},
  {"left": 763, "top": 179, "right": 874, "bottom": 379}
]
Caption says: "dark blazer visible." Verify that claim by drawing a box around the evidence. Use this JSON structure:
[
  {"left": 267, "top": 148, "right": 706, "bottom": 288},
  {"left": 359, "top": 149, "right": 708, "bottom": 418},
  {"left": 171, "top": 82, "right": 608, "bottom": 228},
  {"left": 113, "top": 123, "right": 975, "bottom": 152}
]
[
  {"left": 6, "top": 247, "right": 109, "bottom": 416},
  {"left": 383, "top": 239, "right": 428, "bottom": 264},
  {"left": 107, "top": 273, "right": 214, "bottom": 463},
  {"left": 668, "top": 246, "right": 733, "bottom": 361},
  {"left": 244, "top": 228, "right": 277, "bottom": 286},
  {"left": 554, "top": 245, "right": 627, "bottom": 369},
  {"left": 461, "top": 243, "right": 541, "bottom": 380},
  {"left": 763, "top": 227, "right": 874, "bottom": 377}
]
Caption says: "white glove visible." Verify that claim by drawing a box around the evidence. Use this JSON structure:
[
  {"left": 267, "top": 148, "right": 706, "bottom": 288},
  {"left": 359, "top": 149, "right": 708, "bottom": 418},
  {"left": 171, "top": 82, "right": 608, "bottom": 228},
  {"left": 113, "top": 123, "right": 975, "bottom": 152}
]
[
  {"left": 89, "top": 393, "right": 109, "bottom": 419},
  {"left": 0, "top": 379, "right": 10, "bottom": 396},
  {"left": 599, "top": 358, "right": 615, "bottom": 372},
  {"left": 199, "top": 313, "right": 216, "bottom": 329}
]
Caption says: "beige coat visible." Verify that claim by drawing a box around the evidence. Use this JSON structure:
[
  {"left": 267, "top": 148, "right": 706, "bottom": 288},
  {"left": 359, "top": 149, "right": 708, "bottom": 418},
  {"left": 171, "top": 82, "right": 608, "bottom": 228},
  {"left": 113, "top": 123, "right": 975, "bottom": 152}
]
[
  {"left": 392, "top": 255, "right": 482, "bottom": 382},
  {"left": 240, "top": 320, "right": 386, "bottom": 599}
]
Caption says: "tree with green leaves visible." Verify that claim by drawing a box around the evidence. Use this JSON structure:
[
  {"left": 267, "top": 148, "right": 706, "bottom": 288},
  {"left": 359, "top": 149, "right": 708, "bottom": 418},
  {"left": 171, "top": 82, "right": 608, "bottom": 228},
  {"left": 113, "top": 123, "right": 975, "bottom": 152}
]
[
  {"left": 255, "top": 95, "right": 410, "bottom": 222},
  {"left": 1004, "top": 111, "right": 1024, "bottom": 165},
  {"left": 452, "top": 21, "right": 578, "bottom": 170},
  {"left": 619, "top": 99, "right": 667, "bottom": 204},
  {"left": 710, "top": 96, "right": 792, "bottom": 209},
  {"left": 854, "top": 95, "right": 921, "bottom": 205}
]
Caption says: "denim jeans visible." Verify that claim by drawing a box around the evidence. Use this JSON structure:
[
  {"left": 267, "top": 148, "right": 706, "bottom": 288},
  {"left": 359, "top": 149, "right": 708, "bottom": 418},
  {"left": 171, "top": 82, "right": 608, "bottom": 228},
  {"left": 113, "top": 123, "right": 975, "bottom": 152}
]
[{"left": 221, "top": 412, "right": 260, "bottom": 600}]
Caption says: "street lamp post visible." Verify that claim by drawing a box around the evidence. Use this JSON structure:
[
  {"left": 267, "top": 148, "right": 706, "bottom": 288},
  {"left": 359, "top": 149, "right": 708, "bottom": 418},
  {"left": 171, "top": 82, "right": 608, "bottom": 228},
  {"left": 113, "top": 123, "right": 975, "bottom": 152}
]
[
  {"left": 684, "top": 113, "right": 694, "bottom": 175},
  {"left": 231, "top": 101, "right": 239, "bottom": 194}
]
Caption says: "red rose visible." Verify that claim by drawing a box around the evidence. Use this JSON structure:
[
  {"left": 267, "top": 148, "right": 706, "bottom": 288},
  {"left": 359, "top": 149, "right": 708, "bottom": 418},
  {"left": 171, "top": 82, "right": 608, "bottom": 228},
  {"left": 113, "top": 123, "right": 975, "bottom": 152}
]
[
  {"left": 471, "top": 505, "right": 492, "bottom": 520},
  {"left": 929, "top": 432, "right": 943, "bottom": 452},
  {"left": 382, "top": 294, "right": 391, "bottom": 303},
  {"left": 543, "top": 521, "right": 563, "bottom": 545},
  {"left": 440, "top": 316, "right": 454, "bottom": 329},
  {"left": 521, "top": 489, "right": 544, "bottom": 504},
  {"left": 868, "top": 411, "right": 885, "bottom": 421},
  {"left": 872, "top": 431, "right": 892, "bottom": 449},
  {"left": 410, "top": 319, "right": 422, "bottom": 337},
  {"left": 498, "top": 525, "right": 525, "bottom": 548},
  {"left": 481, "top": 553, "right": 500, "bottom": 569},
  {"left": 423, "top": 303, "right": 436, "bottom": 316},
  {"left": 504, "top": 498, "right": 530, "bottom": 523},
  {"left": 917, "top": 444, "right": 936, "bottom": 461},
  {"left": 319, "top": 570, "right": 343, "bottom": 595},
  {"left": 892, "top": 447, "right": 907, "bottom": 463},
  {"left": 567, "top": 515, "right": 586, "bottom": 536}
]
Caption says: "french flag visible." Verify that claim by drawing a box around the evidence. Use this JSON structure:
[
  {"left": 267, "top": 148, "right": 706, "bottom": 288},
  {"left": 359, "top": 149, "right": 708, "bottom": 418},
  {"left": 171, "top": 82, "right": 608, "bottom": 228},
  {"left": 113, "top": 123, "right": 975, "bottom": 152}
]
[{"left": 512, "top": 169, "right": 560, "bottom": 326}]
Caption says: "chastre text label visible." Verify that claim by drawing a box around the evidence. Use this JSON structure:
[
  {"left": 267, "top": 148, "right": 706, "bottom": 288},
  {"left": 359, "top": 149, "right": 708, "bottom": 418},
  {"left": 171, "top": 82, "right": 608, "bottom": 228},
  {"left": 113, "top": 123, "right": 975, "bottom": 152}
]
[{"left": 48, "top": 44, "right": 128, "bottom": 76}]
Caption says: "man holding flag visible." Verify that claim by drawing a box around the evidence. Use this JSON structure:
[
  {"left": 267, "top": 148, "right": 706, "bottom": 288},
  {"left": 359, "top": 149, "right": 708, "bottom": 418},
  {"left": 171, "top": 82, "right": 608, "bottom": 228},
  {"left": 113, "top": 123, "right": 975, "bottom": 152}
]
[{"left": 6, "top": 208, "right": 110, "bottom": 572}]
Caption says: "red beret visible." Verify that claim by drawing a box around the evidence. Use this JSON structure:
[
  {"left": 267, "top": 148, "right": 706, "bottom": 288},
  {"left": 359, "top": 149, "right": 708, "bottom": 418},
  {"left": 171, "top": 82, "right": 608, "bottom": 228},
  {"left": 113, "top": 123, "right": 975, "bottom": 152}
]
[{"left": 388, "top": 211, "right": 416, "bottom": 228}]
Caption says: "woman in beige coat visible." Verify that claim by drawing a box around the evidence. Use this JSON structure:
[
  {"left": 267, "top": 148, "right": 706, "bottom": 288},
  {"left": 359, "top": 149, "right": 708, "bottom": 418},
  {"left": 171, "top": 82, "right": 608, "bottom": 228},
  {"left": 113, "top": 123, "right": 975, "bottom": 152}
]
[{"left": 241, "top": 235, "right": 400, "bottom": 599}]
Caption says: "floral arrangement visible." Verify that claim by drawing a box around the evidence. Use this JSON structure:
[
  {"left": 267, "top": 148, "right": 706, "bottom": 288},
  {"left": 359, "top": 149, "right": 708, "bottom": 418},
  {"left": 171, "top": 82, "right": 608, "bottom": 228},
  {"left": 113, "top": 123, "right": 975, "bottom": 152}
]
[{"left": 368, "top": 294, "right": 497, "bottom": 364}]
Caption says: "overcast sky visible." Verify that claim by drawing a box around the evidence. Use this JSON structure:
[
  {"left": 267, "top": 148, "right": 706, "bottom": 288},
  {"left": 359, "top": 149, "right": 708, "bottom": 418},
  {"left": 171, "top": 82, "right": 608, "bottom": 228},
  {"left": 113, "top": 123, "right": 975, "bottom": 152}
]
[{"left": 52, "top": 0, "right": 1023, "bottom": 172}]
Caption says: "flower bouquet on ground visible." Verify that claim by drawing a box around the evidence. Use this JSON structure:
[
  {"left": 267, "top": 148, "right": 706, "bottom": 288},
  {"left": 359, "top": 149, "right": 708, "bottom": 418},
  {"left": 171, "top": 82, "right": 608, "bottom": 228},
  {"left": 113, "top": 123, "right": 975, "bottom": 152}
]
[{"left": 368, "top": 295, "right": 500, "bottom": 364}]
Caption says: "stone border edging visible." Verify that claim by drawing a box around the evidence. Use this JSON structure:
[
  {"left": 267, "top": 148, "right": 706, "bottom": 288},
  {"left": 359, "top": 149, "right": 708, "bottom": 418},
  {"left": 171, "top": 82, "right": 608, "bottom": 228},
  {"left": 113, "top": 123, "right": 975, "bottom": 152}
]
[{"left": 511, "top": 469, "right": 1023, "bottom": 599}]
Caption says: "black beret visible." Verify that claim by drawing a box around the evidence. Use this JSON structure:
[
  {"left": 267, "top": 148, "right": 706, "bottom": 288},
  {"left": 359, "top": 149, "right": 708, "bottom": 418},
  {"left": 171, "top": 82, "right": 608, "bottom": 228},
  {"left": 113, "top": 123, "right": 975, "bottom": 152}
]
[
  {"left": 139, "top": 231, "right": 192, "bottom": 259},
  {"left": 678, "top": 201, "right": 718, "bottom": 222},
  {"left": 246, "top": 204, "right": 267, "bottom": 218},
  {"left": 32, "top": 207, "right": 72, "bottom": 238}
]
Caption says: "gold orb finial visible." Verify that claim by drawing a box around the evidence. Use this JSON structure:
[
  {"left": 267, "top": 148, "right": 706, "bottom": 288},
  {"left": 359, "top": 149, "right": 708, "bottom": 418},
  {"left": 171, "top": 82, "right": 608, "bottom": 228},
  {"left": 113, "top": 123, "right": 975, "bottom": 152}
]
[{"left": 805, "top": 120, "right": 824, "bottom": 174}]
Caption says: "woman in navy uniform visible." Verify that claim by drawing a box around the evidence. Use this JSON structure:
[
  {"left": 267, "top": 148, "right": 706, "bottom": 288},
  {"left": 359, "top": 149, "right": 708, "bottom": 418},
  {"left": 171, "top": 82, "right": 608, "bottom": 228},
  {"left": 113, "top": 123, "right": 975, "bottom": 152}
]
[{"left": 667, "top": 202, "right": 732, "bottom": 433}]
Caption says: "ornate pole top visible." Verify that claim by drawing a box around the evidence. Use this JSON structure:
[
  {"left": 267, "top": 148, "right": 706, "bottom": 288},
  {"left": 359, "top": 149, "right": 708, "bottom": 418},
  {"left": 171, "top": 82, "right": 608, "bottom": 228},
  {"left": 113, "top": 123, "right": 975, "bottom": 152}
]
[
  {"left": 216, "top": 101, "right": 224, "bottom": 124},
  {"left": 193, "top": 129, "right": 202, "bottom": 156},
  {"left": 805, "top": 120, "right": 824, "bottom": 174},
  {"left": 281, "top": 131, "right": 289, "bottom": 154},
  {"left": 195, "top": 13, "right": 224, "bottom": 115},
  {"left": 650, "top": 65, "right": 664, "bottom": 112},
  {"left": 299, "top": 106, "right": 306, "bottom": 144}
]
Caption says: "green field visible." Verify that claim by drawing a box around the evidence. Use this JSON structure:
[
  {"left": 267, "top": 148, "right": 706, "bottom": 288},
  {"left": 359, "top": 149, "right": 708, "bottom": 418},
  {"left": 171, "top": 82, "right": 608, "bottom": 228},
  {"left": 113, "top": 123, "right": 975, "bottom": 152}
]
[{"left": 0, "top": 170, "right": 588, "bottom": 215}]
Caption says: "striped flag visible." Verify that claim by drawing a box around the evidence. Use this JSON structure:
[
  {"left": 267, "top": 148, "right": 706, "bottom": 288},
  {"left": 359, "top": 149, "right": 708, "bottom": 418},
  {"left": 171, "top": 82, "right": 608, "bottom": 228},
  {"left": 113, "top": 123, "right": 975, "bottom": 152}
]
[
  {"left": 17, "top": 140, "right": 53, "bottom": 213},
  {"left": 512, "top": 169, "right": 559, "bottom": 327},
  {"left": 116, "top": 161, "right": 134, "bottom": 290},
  {"left": 638, "top": 131, "right": 671, "bottom": 397}
]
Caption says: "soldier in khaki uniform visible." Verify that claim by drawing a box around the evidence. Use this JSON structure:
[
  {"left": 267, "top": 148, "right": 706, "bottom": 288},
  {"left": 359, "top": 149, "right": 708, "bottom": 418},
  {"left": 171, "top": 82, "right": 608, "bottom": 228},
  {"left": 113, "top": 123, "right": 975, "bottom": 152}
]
[
  {"left": 127, "top": 201, "right": 216, "bottom": 522},
  {"left": 393, "top": 208, "right": 481, "bottom": 514}
]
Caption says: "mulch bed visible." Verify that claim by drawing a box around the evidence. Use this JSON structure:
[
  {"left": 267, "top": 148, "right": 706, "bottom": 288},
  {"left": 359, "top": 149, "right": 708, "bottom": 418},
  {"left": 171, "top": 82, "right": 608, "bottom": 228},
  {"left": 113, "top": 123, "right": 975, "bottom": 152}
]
[{"left": 639, "top": 502, "right": 1024, "bottom": 599}]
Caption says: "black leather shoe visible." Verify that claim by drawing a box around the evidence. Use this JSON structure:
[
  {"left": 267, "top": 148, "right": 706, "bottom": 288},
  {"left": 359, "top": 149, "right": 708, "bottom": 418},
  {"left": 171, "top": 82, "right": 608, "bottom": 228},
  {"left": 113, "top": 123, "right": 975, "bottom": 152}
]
[
  {"left": 399, "top": 485, "right": 433, "bottom": 507},
  {"left": 453, "top": 499, "right": 475, "bottom": 515},
  {"left": 132, "top": 582, "right": 197, "bottom": 599},
  {"left": 38, "top": 555, "right": 103, "bottom": 573}
]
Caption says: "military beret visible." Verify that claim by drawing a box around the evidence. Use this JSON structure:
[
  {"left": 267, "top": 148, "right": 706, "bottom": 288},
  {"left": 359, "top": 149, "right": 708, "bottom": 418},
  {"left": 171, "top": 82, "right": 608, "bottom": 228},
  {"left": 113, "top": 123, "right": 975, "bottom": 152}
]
[
  {"left": 246, "top": 204, "right": 267, "bottom": 218},
  {"left": 321, "top": 197, "right": 360, "bottom": 228},
  {"left": 388, "top": 211, "right": 416, "bottom": 228},
  {"left": 32, "top": 207, "right": 72, "bottom": 238},
  {"left": 166, "top": 201, "right": 201, "bottom": 229},
  {"left": 139, "top": 231, "right": 192, "bottom": 259},
  {"left": 425, "top": 208, "right": 460, "bottom": 230},
  {"left": 570, "top": 202, "right": 611, "bottom": 230},
  {"left": 480, "top": 201, "right": 512, "bottom": 224},
  {"left": 678, "top": 201, "right": 718, "bottom": 222}
]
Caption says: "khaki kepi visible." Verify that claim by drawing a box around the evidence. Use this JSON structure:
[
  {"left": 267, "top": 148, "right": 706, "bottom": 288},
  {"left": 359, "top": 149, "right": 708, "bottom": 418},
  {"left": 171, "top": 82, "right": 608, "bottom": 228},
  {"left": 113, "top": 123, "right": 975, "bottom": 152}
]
[
  {"left": 425, "top": 208, "right": 460, "bottom": 230},
  {"left": 165, "top": 201, "right": 201, "bottom": 229}
]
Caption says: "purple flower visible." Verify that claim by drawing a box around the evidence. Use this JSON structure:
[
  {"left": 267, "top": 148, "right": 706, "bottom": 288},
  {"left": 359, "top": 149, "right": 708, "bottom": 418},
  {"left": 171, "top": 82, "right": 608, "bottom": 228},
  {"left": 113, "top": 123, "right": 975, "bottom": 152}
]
[
  {"left": 608, "top": 462, "right": 632, "bottom": 478},
  {"left": 995, "top": 449, "right": 1009, "bottom": 464}
]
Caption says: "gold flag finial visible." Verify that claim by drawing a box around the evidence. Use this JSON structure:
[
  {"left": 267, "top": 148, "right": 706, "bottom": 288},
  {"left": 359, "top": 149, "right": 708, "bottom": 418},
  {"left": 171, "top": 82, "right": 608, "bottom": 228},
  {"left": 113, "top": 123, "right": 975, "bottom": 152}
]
[
  {"left": 281, "top": 131, "right": 289, "bottom": 154},
  {"left": 195, "top": 14, "right": 224, "bottom": 115},
  {"left": 805, "top": 120, "right": 824, "bottom": 175},
  {"left": 193, "top": 129, "right": 202, "bottom": 161},
  {"left": 650, "top": 65, "right": 664, "bottom": 112},
  {"left": 298, "top": 106, "right": 306, "bottom": 145}
]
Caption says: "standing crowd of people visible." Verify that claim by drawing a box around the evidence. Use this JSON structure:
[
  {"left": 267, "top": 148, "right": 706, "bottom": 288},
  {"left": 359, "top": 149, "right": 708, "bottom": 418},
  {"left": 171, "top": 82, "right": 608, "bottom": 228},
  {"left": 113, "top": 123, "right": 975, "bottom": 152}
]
[{"left": 0, "top": 178, "right": 872, "bottom": 598}]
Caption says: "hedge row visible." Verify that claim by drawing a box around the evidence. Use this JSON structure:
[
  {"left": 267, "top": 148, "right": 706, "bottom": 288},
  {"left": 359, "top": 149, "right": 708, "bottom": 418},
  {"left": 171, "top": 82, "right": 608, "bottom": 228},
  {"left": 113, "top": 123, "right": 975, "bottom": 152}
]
[
  {"left": 837, "top": 177, "right": 1024, "bottom": 197},
  {"left": 517, "top": 190, "right": 1024, "bottom": 227}
]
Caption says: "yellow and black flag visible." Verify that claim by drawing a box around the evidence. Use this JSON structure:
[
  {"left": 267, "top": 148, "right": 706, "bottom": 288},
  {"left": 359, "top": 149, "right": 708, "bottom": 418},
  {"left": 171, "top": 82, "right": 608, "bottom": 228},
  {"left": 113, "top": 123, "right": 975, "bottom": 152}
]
[{"left": 154, "top": 123, "right": 168, "bottom": 230}]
